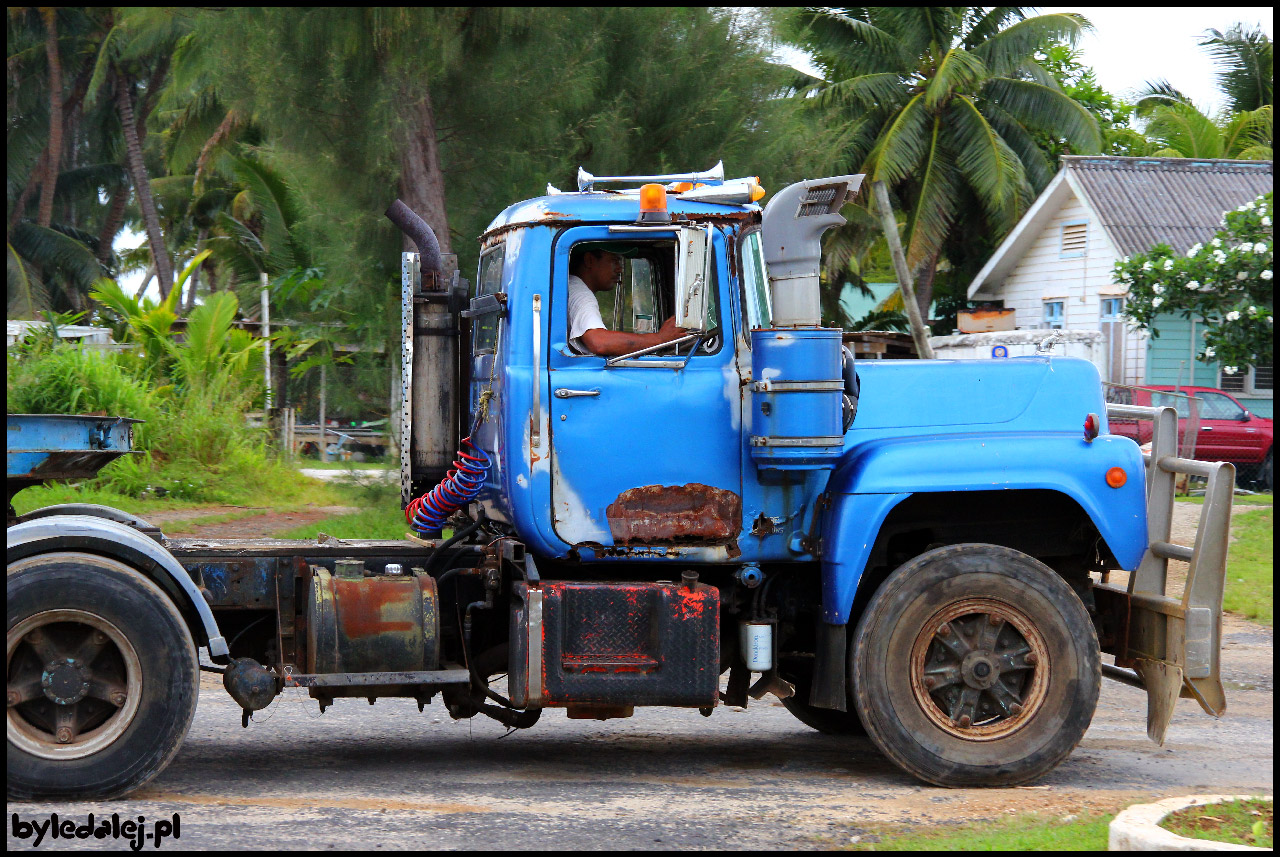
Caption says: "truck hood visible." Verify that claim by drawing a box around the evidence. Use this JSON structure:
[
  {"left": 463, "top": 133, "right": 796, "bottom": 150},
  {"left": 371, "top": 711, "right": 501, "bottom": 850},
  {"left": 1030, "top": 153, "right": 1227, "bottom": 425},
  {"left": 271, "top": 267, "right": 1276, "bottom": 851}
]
[{"left": 848, "top": 356, "right": 1103, "bottom": 435}]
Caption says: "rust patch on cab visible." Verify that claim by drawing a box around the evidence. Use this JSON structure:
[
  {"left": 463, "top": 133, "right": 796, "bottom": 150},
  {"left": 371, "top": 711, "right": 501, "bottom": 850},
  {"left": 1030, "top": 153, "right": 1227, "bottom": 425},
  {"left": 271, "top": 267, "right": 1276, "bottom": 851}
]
[{"left": 606, "top": 483, "right": 741, "bottom": 545}]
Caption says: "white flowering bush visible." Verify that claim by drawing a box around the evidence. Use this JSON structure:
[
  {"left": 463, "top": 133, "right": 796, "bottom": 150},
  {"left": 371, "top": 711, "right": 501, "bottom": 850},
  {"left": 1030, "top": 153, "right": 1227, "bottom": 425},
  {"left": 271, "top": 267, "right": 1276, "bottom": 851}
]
[{"left": 1116, "top": 192, "right": 1273, "bottom": 371}]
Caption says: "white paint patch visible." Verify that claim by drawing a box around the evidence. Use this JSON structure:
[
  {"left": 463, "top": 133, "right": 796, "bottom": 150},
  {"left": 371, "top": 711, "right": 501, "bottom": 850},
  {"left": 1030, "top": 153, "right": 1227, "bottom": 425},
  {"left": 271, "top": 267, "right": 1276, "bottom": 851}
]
[
  {"left": 549, "top": 455, "right": 610, "bottom": 544},
  {"left": 516, "top": 473, "right": 528, "bottom": 488},
  {"left": 761, "top": 367, "right": 781, "bottom": 380},
  {"left": 722, "top": 363, "right": 742, "bottom": 431}
]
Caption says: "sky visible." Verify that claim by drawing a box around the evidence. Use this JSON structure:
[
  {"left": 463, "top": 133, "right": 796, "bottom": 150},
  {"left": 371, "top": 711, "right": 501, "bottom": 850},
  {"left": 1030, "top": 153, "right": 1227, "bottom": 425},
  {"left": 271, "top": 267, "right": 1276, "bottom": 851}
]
[{"left": 118, "top": 7, "right": 1273, "bottom": 303}]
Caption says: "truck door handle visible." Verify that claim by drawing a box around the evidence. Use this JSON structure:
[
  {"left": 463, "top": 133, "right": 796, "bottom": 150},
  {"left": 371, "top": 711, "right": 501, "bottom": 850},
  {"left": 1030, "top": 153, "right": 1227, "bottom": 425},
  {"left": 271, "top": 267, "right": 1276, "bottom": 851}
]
[
  {"left": 1200, "top": 426, "right": 1213, "bottom": 431},
  {"left": 554, "top": 388, "right": 600, "bottom": 398}
]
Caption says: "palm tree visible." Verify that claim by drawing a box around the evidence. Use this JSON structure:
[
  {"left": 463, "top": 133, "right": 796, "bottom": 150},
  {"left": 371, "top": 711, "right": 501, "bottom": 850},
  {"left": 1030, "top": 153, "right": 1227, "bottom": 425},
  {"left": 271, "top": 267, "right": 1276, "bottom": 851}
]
[
  {"left": 1201, "top": 24, "right": 1272, "bottom": 113},
  {"left": 782, "top": 8, "right": 1101, "bottom": 317},
  {"left": 1134, "top": 82, "right": 1272, "bottom": 160}
]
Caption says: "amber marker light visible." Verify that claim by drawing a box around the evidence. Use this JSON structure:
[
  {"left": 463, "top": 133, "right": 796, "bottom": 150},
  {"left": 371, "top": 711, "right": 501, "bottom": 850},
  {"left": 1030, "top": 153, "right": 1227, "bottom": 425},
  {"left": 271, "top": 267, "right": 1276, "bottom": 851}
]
[
  {"left": 1106, "top": 467, "right": 1127, "bottom": 488},
  {"left": 749, "top": 177, "right": 766, "bottom": 202},
  {"left": 638, "top": 183, "right": 671, "bottom": 223}
]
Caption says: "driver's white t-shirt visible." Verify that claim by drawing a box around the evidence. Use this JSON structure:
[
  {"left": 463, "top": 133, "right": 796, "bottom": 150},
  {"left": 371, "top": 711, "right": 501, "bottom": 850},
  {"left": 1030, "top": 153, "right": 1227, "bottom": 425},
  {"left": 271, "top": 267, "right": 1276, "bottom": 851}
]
[{"left": 567, "top": 275, "right": 606, "bottom": 355}]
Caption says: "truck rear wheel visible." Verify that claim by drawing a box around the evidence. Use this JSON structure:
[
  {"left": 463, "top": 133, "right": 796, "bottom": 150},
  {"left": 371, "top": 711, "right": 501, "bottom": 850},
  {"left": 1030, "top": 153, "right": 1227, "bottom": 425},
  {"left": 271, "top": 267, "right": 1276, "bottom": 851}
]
[
  {"left": 7, "top": 552, "right": 199, "bottom": 799},
  {"left": 851, "top": 544, "right": 1099, "bottom": 787}
]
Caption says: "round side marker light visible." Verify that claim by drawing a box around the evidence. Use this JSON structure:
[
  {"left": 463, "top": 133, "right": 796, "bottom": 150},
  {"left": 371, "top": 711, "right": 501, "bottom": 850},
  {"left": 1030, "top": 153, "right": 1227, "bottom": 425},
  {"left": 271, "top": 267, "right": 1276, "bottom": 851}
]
[
  {"left": 1106, "top": 467, "right": 1127, "bottom": 488},
  {"left": 1083, "top": 413, "right": 1100, "bottom": 442}
]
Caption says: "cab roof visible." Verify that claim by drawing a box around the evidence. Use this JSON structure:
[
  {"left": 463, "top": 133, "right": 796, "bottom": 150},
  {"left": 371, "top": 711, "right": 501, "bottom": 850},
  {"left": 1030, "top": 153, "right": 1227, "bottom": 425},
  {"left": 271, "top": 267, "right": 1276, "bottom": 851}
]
[{"left": 482, "top": 191, "right": 761, "bottom": 237}]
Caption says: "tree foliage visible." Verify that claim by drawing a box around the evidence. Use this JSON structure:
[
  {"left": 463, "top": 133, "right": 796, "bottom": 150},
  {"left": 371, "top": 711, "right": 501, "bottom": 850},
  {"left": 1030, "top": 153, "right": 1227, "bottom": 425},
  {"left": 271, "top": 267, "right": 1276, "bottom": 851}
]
[
  {"left": 1116, "top": 193, "right": 1273, "bottom": 373},
  {"left": 779, "top": 7, "right": 1102, "bottom": 320}
]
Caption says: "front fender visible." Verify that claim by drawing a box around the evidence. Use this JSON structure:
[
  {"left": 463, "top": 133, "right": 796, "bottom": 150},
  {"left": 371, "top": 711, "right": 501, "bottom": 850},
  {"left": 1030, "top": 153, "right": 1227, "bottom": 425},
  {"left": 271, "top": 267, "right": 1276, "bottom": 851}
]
[
  {"left": 820, "top": 432, "right": 1147, "bottom": 624},
  {"left": 7, "top": 515, "right": 229, "bottom": 659}
]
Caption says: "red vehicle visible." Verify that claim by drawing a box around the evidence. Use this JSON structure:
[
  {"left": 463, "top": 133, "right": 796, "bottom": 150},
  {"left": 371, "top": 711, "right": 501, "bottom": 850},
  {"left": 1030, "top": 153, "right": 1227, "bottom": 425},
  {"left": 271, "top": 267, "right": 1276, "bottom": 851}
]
[{"left": 1109, "top": 385, "right": 1273, "bottom": 489}]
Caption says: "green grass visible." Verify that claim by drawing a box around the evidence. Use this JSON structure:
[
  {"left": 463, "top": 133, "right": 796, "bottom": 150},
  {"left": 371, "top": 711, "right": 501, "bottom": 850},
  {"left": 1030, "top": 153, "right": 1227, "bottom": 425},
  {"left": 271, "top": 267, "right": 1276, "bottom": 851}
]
[
  {"left": 1178, "top": 493, "right": 1272, "bottom": 505},
  {"left": 1161, "top": 797, "right": 1272, "bottom": 848},
  {"left": 11, "top": 469, "right": 351, "bottom": 519},
  {"left": 273, "top": 504, "right": 410, "bottom": 540},
  {"left": 845, "top": 812, "right": 1114, "bottom": 851},
  {"left": 1223, "top": 507, "right": 1273, "bottom": 625}
]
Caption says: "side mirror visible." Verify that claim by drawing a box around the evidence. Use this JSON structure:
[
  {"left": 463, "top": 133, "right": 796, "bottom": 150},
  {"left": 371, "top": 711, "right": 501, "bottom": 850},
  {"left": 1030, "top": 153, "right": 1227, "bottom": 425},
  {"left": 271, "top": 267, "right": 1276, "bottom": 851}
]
[
  {"left": 1239, "top": 410, "right": 1252, "bottom": 421},
  {"left": 673, "top": 224, "right": 711, "bottom": 332}
]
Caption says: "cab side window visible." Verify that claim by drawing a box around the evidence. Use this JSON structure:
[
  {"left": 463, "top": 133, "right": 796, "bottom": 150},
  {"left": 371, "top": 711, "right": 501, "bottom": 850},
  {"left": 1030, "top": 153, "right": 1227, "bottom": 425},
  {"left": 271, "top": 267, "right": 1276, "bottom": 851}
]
[
  {"left": 472, "top": 245, "right": 503, "bottom": 353},
  {"left": 741, "top": 231, "right": 771, "bottom": 331}
]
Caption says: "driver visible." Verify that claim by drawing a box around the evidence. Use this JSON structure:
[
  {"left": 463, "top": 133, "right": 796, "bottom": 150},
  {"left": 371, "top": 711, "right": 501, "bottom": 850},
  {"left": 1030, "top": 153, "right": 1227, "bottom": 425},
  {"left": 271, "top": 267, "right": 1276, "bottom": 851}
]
[{"left": 568, "top": 247, "right": 689, "bottom": 356}]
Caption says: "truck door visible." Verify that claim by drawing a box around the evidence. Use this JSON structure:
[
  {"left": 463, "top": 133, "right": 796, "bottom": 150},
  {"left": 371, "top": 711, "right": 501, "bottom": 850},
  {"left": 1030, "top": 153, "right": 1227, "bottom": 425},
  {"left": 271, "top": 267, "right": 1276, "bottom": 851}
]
[{"left": 546, "top": 225, "right": 742, "bottom": 554}]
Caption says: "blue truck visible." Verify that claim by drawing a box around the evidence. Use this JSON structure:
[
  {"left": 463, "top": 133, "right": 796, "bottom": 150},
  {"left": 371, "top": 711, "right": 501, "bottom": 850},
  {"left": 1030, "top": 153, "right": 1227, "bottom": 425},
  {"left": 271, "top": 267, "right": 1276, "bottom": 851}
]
[{"left": 7, "top": 165, "right": 1235, "bottom": 799}]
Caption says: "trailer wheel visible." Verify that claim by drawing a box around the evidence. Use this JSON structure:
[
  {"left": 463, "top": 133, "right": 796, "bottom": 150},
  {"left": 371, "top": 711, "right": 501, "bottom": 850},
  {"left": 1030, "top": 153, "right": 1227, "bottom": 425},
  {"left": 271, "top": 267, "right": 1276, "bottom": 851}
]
[
  {"left": 851, "top": 544, "right": 1099, "bottom": 787},
  {"left": 7, "top": 552, "right": 199, "bottom": 799}
]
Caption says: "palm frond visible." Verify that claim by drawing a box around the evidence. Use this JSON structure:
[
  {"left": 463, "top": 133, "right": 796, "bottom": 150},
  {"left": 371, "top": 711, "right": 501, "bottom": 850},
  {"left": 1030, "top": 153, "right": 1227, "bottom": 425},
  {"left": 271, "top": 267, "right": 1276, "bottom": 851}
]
[
  {"left": 924, "top": 48, "right": 986, "bottom": 109},
  {"left": 795, "top": 8, "right": 911, "bottom": 78},
  {"left": 962, "top": 8, "right": 1027, "bottom": 50},
  {"left": 981, "top": 102, "right": 1056, "bottom": 191},
  {"left": 863, "top": 94, "right": 930, "bottom": 184},
  {"left": 945, "top": 96, "right": 1027, "bottom": 234},
  {"left": 1143, "top": 102, "right": 1224, "bottom": 158},
  {"left": 818, "top": 72, "right": 908, "bottom": 111},
  {"left": 1134, "top": 79, "right": 1195, "bottom": 115},
  {"left": 8, "top": 241, "right": 51, "bottom": 317},
  {"left": 847, "top": 307, "right": 909, "bottom": 332},
  {"left": 52, "top": 163, "right": 130, "bottom": 204},
  {"left": 1200, "top": 24, "right": 1273, "bottom": 113},
  {"left": 982, "top": 77, "right": 1102, "bottom": 152},
  {"left": 973, "top": 13, "right": 1088, "bottom": 78},
  {"left": 9, "top": 222, "right": 104, "bottom": 292},
  {"left": 902, "top": 116, "right": 961, "bottom": 268},
  {"left": 1220, "top": 105, "right": 1273, "bottom": 159}
]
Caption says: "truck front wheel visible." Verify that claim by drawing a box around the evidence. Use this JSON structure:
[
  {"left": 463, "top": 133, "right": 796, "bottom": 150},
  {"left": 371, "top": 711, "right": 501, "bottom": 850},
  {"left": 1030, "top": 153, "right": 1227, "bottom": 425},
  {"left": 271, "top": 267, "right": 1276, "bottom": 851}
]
[
  {"left": 7, "top": 552, "right": 199, "bottom": 799},
  {"left": 851, "top": 544, "right": 1099, "bottom": 787}
]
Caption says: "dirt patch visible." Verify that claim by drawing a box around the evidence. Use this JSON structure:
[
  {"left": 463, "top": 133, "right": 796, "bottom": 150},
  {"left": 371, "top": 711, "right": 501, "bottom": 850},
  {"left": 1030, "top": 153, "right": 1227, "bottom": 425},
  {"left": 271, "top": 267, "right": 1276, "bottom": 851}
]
[{"left": 161, "top": 506, "right": 360, "bottom": 539}]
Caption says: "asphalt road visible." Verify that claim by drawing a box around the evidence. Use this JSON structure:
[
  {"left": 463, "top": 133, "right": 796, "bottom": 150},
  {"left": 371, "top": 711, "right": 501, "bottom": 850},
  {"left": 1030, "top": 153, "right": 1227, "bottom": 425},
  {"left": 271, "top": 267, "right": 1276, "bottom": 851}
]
[{"left": 8, "top": 615, "right": 1272, "bottom": 851}]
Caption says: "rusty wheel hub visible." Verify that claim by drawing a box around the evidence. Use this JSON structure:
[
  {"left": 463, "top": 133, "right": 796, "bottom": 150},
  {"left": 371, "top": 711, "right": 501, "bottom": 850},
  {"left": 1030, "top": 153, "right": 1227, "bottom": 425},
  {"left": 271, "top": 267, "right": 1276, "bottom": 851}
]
[
  {"left": 7, "top": 611, "right": 142, "bottom": 760},
  {"left": 909, "top": 598, "right": 1050, "bottom": 741}
]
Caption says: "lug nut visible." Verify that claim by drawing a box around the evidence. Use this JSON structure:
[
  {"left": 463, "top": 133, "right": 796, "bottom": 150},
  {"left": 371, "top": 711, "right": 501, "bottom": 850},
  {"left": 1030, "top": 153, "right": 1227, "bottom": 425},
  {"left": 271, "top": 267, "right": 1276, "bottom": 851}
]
[
  {"left": 923, "top": 676, "right": 936, "bottom": 689},
  {"left": 93, "top": 631, "right": 107, "bottom": 644},
  {"left": 957, "top": 715, "right": 972, "bottom": 728},
  {"left": 1010, "top": 703, "right": 1023, "bottom": 715},
  {"left": 1025, "top": 652, "right": 1038, "bottom": 666},
  {"left": 937, "top": 624, "right": 952, "bottom": 637},
  {"left": 7, "top": 691, "right": 20, "bottom": 706},
  {"left": 988, "top": 614, "right": 1002, "bottom": 626},
  {"left": 110, "top": 691, "right": 127, "bottom": 707},
  {"left": 56, "top": 727, "right": 73, "bottom": 744}
]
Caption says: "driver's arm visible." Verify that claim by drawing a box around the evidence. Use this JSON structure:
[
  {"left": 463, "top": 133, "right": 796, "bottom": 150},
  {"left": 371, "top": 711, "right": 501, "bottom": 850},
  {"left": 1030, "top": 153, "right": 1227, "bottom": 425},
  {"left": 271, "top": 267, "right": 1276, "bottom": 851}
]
[{"left": 580, "top": 316, "right": 688, "bottom": 357}]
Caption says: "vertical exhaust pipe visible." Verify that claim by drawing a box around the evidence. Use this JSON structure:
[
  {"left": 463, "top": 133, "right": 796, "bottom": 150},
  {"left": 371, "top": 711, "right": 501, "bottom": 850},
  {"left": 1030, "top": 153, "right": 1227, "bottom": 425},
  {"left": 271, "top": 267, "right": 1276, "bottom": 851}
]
[{"left": 385, "top": 200, "right": 457, "bottom": 496}]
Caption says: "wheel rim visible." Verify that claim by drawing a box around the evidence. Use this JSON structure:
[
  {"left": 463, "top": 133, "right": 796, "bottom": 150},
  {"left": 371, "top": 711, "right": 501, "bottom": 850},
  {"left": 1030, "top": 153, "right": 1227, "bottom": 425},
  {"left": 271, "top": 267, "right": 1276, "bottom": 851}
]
[
  {"left": 7, "top": 610, "right": 143, "bottom": 760},
  {"left": 909, "top": 598, "right": 1050, "bottom": 742}
]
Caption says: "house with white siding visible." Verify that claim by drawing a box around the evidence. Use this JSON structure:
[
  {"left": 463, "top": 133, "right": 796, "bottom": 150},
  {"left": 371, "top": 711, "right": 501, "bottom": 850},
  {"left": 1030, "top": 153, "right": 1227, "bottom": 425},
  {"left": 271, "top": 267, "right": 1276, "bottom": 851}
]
[{"left": 965, "top": 156, "right": 1273, "bottom": 417}]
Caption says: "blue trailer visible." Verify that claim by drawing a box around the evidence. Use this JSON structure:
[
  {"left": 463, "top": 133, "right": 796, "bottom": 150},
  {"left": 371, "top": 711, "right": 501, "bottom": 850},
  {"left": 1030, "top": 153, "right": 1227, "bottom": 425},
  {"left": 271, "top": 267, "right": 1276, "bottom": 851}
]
[{"left": 7, "top": 167, "right": 1235, "bottom": 799}]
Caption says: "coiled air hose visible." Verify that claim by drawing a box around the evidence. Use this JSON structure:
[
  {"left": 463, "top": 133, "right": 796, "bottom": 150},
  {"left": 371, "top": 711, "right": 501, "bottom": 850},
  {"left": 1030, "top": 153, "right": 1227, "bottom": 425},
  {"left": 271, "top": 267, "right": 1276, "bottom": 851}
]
[{"left": 405, "top": 437, "right": 491, "bottom": 536}]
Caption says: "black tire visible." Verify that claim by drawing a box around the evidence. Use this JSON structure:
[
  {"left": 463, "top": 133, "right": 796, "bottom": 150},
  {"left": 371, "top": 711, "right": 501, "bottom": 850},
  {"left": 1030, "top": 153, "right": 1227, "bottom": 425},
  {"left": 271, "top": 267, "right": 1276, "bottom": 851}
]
[
  {"left": 779, "top": 658, "right": 866, "bottom": 735},
  {"left": 1259, "top": 449, "right": 1273, "bottom": 492},
  {"left": 7, "top": 552, "right": 199, "bottom": 799},
  {"left": 851, "top": 544, "right": 1099, "bottom": 787}
]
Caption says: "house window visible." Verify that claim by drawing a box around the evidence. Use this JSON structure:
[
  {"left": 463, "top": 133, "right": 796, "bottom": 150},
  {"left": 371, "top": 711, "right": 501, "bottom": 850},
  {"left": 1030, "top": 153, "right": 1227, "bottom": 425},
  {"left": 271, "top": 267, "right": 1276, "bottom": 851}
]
[
  {"left": 1043, "top": 301, "right": 1065, "bottom": 329},
  {"left": 1060, "top": 220, "right": 1088, "bottom": 258},
  {"left": 1100, "top": 297, "right": 1123, "bottom": 320},
  {"left": 1220, "top": 363, "right": 1273, "bottom": 397}
]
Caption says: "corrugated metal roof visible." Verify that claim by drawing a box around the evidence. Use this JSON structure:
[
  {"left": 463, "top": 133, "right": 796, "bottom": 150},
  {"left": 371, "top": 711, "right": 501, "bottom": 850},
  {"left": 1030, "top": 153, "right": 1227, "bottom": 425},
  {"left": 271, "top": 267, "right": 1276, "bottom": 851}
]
[{"left": 1063, "top": 156, "right": 1273, "bottom": 257}]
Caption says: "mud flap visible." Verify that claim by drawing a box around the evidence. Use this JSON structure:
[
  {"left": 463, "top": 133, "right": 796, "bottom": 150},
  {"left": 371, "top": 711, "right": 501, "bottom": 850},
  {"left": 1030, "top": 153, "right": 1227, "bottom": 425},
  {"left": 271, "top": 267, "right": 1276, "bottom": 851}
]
[{"left": 1098, "top": 404, "right": 1233, "bottom": 744}]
